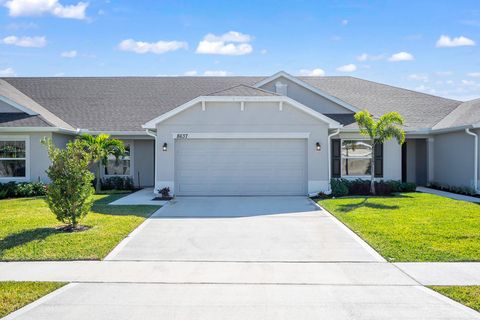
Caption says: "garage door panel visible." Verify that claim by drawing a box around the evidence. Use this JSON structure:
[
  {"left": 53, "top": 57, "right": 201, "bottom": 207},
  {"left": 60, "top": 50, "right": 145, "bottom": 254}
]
[{"left": 175, "top": 139, "right": 307, "bottom": 196}]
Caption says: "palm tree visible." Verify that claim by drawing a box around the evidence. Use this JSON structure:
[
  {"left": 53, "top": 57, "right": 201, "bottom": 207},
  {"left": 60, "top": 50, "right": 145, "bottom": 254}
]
[
  {"left": 78, "top": 133, "right": 125, "bottom": 193},
  {"left": 354, "top": 110, "right": 405, "bottom": 195}
]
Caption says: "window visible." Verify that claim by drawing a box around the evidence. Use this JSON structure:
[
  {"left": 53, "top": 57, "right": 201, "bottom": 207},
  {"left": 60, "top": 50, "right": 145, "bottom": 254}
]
[
  {"left": 341, "top": 140, "right": 372, "bottom": 177},
  {"left": 104, "top": 144, "right": 131, "bottom": 176},
  {"left": 0, "top": 138, "right": 27, "bottom": 178}
]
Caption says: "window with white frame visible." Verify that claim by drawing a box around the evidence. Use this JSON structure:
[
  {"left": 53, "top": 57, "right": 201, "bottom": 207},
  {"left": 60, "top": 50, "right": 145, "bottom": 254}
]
[
  {"left": 0, "top": 139, "right": 27, "bottom": 178},
  {"left": 341, "top": 139, "right": 372, "bottom": 177},
  {"left": 104, "top": 144, "right": 131, "bottom": 176}
]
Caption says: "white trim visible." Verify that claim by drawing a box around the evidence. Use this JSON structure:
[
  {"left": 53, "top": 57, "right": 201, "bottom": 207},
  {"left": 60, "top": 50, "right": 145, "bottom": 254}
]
[
  {"left": 0, "top": 135, "right": 30, "bottom": 181},
  {"left": 78, "top": 130, "right": 149, "bottom": 136},
  {"left": 142, "top": 95, "right": 342, "bottom": 129},
  {"left": 327, "top": 129, "right": 340, "bottom": 191},
  {"left": 0, "top": 127, "right": 77, "bottom": 133},
  {"left": 171, "top": 132, "right": 310, "bottom": 139},
  {"left": 253, "top": 71, "right": 360, "bottom": 113},
  {"left": 240, "top": 101, "right": 244, "bottom": 111},
  {"left": 465, "top": 128, "right": 479, "bottom": 193},
  {"left": 0, "top": 96, "right": 38, "bottom": 115}
]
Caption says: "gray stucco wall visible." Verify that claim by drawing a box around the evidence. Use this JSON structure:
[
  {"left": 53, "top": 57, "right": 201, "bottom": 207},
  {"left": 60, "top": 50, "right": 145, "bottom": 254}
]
[
  {"left": 405, "top": 139, "right": 428, "bottom": 185},
  {"left": 155, "top": 100, "right": 330, "bottom": 195},
  {"left": 433, "top": 130, "right": 476, "bottom": 189},
  {"left": 259, "top": 76, "right": 352, "bottom": 115}
]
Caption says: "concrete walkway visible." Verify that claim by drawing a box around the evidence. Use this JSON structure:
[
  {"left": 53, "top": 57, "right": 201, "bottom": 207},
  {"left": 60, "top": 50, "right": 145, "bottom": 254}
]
[
  {"left": 395, "top": 262, "right": 480, "bottom": 285},
  {"left": 108, "top": 188, "right": 168, "bottom": 205},
  {"left": 417, "top": 186, "right": 480, "bottom": 203},
  {"left": 3, "top": 197, "right": 480, "bottom": 319}
]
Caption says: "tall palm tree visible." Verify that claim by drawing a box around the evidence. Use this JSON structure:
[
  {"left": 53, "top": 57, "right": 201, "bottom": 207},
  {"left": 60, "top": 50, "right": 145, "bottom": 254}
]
[
  {"left": 354, "top": 110, "right": 405, "bottom": 194},
  {"left": 78, "top": 133, "right": 125, "bottom": 193}
]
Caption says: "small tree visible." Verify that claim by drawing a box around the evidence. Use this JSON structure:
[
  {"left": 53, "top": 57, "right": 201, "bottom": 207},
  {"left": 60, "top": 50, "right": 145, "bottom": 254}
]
[
  {"left": 78, "top": 133, "right": 125, "bottom": 193},
  {"left": 43, "top": 138, "right": 95, "bottom": 229},
  {"left": 354, "top": 110, "right": 405, "bottom": 195}
]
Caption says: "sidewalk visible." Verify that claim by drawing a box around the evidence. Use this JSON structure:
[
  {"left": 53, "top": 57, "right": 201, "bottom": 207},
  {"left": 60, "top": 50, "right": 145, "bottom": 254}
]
[
  {"left": 1, "top": 261, "right": 480, "bottom": 286},
  {"left": 417, "top": 186, "right": 480, "bottom": 203}
]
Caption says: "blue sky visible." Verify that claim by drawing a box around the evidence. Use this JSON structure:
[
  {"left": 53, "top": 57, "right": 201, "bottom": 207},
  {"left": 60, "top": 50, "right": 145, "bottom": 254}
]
[{"left": 1, "top": 0, "right": 480, "bottom": 100}]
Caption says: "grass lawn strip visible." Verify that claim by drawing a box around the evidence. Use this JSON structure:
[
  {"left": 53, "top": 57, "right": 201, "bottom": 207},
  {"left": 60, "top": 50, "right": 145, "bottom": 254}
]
[
  {"left": 0, "top": 194, "right": 159, "bottom": 261},
  {"left": 430, "top": 286, "right": 480, "bottom": 312},
  {"left": 318, "top": 192, "right": 480, "bottom": 262},
  {"left": 0, "top": 281, "right": 66, "bottom": 317}
]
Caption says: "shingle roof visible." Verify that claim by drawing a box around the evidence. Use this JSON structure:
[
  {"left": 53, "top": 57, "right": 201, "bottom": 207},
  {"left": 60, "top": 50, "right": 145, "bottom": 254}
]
[
  {"left": 207, "top": 84, "right": 279, "bottom": 96},
  {"left": 0, "top": 113, "right": 51, "bottom": 127},
  {"left": 433, "top": 98, "right": 480, "bottom": 129},
  {"left": 1, "top": 76, "right": 465, "bottom": 132},
  {"left": 299, "top": 76, "right": 462, "bottom": 130}
]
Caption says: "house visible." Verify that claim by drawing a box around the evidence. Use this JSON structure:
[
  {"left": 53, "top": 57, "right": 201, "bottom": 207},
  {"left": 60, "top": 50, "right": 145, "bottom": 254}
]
[{"left": 0, "top": 71, "right": 479, "bottom": 195}]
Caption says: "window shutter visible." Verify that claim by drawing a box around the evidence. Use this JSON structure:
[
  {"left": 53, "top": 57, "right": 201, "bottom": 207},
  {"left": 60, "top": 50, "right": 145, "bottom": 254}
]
[
  {"left": 331, "top": 139, "right": 341, "bottom": 178},
  {"left": 374, "top": 141, "right": 383, "bottom": 178}
]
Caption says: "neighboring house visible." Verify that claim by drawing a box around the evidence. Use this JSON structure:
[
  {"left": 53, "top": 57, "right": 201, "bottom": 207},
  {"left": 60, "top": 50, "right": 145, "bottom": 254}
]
[{"left": 0, "top": 71, "right": 479, "bottom": 195}]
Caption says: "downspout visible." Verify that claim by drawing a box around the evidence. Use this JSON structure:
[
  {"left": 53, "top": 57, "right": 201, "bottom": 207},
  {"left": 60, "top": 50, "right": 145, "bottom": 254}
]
[
  {"left": 327, "top": 128, "right": 341, "bottom": 193},
  {"left": 145, "top": 129, "right": 158, "bottom": 194},
  {"left": 465, "top": 128, "right": 479, "bottom": 193}
]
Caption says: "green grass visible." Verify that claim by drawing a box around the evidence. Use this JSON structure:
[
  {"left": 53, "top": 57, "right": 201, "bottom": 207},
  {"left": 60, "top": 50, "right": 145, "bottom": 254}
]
[
  {"left": 0, "top": 282, "right": 66, "bottom": 317},
  {"left": 430, "top": 286, "right": 480, "bottom": 312},
  {"left": 318, "top": 192, "right": 480, "bottom": 262},
  {"left": 0, "top": 194, "right": 160, "bottom": 261}
]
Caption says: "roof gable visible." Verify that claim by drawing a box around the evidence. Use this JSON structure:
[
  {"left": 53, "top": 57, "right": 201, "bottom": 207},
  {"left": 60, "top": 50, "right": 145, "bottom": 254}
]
[{"left": 207, "top": 84, "right": 279, "bottom": 97}]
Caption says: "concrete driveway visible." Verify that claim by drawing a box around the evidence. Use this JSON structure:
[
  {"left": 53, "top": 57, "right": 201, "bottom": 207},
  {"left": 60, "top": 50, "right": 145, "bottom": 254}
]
[
  {"left": 107, "top": 196, "right": 382, "bottom": 262},
  {"left": 6, "top": 196, "right": 480, "bottom": 319}
]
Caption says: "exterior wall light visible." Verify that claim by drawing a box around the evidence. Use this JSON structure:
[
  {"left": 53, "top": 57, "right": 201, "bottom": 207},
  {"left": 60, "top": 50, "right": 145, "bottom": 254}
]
[
  {"left": 162, "top": 143, "right": 168, "bottom": 151},
  {"left": 316, "top": 142, "right": 321, "bottom": 151}
]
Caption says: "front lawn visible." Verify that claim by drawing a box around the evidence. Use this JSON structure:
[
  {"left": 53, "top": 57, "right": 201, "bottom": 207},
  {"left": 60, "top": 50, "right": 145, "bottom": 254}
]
[
  {"left": 318, "top": 192, "right": 480, "bottom": 262},
  {"left": 0, "top": 194, "right": 159, "bottom": 260},
  {"left": 430, "top": 286, "right": 480, "bottom": 312},
  {"left": 0, "top": 282, "right": 66, "bottom": 317}
]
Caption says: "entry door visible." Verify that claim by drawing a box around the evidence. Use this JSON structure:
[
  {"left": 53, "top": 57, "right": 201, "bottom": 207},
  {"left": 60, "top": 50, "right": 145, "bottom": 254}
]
[{"left": 175, "top": 139, "right": 307, "bottom": 196}]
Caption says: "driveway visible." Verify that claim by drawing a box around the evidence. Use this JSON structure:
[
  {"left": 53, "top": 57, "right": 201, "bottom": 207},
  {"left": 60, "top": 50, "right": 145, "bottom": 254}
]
[
  {"left": 107, "top": 196, "right": 382, "bottom": 262},
  {"left": 6, "top": 196, "right": 480, "bottom": 319}
]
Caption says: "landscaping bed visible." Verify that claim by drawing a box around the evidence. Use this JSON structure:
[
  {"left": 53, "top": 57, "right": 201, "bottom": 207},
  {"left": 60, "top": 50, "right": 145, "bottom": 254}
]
[
  {"left": 0, "top": 281, "right": 66, "bottom": 317},
  {"left": 0, "top": 194, "right": 159, "bottom": 260},
  {"left": 318, "top": 192, "right": 480, "bottom": 262}
]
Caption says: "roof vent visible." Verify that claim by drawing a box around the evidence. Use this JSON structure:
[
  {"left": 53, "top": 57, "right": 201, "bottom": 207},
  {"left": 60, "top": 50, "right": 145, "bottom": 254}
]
[{"left": 275, "top": 81, "right": 288, "bottom": 95}]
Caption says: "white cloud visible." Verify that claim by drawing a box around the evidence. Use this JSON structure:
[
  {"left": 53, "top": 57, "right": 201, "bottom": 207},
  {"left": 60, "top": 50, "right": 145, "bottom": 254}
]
[
  {"left": 415, "top": 84, "right": 436, "bottom": 94},
  {"left": 341, "top": 19, "right": 348, "bottom": 26},
  {"left": 0, "top": 67, "right": 16, "bottom": 76},
  {"left": 61, "top": 50, "right": 77, "bottom": 58},
  {"left": 299, "top": 68, "right": 325, "bottom": 76},
  {"left": 54, "top": 72, "right": 65, "bottom": 76},
  {"left": 388, "top": 51, "right": 414, "bottom": 61},
  {"left": 467, "top": 72, "right": 480, "bottom": 78},
  {"left": 436, "top": 35, "right": 475, "bottom": 48},
  {"left": 4, "top": 0, "right": 88, "bottom": 20},
  {"left": 2, "top": 35, "right": 46, "bottom": 47},
  {"left": 204, "top": 70, "right": 228, "bottom": 76},
  {"left": 118, "top": 39, "right": 188, "bottom": 54},
  {"left": 196, "top": 31, "right": 253, "bottom": 55},
  {"left": 357, "top": 53, "right": 384, "bottom": 61},
  {"left": 336, "top": 64, "right": 357, "bottom": 72},
  {"left": 184, "top": 70, "right": 197, "bottom": 76},
  {"left": 408, "top": 74, "right": 428, "bottom": 82}
]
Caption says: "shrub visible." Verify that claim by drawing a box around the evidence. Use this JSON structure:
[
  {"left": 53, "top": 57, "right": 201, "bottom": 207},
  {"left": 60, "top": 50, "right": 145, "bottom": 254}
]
[
  {"left": 428, "top": 182, "right": 476, "bottom": 196},
  {"left": 0, "top": 181, "right": 46, "bottom": 199},
  {"left": 330, "top": 179, "right": 349, "bottom": 197},
  {"left": 374, "top": 181, "right": 392, "bottom": 196},
  {"left": 43, "top": 138, "right": 94, "bottom": 229},
  {"left": 387, "top": 180, "right": 417, "bottom": 193},
  {"left": 101, "top": 176, "right": 134, "bottom": 191}
]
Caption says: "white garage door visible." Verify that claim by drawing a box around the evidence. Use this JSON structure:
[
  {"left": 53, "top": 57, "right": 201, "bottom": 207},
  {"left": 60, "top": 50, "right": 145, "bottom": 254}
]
[{"left": 175, "top": 139, "right": 307, "bottom": 196}]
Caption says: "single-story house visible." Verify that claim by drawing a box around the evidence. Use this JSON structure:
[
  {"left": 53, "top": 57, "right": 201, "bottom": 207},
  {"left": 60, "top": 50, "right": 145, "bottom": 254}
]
[{"left": 0, "top": 71, "right": 479, "bottom": 196}]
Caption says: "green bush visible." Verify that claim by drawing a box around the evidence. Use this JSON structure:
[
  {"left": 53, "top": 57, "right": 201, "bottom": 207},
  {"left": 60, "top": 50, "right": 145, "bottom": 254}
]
[
  {"left": 330, "top": 179, "right": 349, "bottom": 197},
  {"left": 43, "top": 138, "right": 95, "bottom": 228},
  {"left": 0, "top": 182, "right": 46, "bottom": 199},
  {"left": 330, "top": 179, "right": 416, "bottom": 197},
  {"left": 101, "top": 176, "right": 134, "bottom": 191},
  {"left": 428, "top": 182, "right": 476, "bottom": 196}
]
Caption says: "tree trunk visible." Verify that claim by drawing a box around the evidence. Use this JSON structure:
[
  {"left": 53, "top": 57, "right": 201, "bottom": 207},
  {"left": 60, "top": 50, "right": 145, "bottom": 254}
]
[
  {"left": 370, "top": 142, "right": 376, "bottom": 195},
  {"left": 95, "top": 162, "right": 101, "bottom": 193}
]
